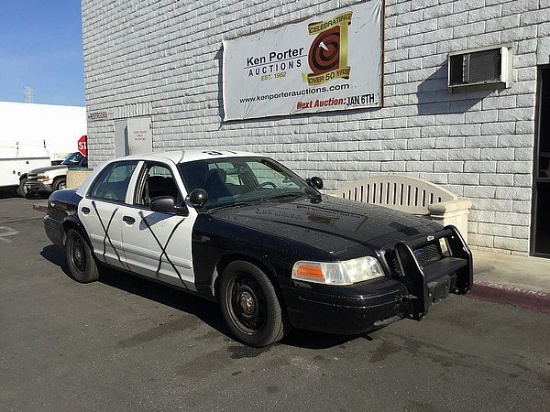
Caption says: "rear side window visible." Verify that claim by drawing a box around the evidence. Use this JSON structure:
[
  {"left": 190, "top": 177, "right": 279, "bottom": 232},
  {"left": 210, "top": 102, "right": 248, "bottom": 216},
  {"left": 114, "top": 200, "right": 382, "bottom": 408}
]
[{"left": 88, "top": 161, "right": 138, "bottom": 202}]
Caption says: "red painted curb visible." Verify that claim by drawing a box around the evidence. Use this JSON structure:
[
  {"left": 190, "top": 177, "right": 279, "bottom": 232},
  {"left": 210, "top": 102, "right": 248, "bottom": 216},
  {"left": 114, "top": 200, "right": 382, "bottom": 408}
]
[
  {"left": 33, "top": 204, "right": 48, "bottom": 213},
  {"left": 467, "top": 280, "right": 550, "bottom": 314}
]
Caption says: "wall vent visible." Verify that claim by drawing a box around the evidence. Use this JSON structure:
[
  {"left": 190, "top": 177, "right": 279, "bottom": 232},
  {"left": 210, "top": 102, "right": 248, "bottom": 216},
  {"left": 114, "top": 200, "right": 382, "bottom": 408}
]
[{"left": 448, "top": 46, "right": 512, "bottom": 92}]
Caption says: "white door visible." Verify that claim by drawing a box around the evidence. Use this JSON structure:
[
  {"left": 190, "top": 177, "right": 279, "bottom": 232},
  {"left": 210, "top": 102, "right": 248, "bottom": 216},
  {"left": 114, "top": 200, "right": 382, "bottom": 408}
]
[
  {"left": 120, "top": 162, "right": 196, "bottom": 290},
  {"left": 78, "top": 160, "right": 139, "bottom": 270}
]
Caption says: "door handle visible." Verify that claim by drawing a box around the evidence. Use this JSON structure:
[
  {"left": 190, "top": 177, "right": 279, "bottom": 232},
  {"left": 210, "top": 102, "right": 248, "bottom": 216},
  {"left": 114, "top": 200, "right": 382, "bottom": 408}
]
[
  {"left": 81, "top": 207, "right": 90, "bottom": 215},
  {"left": 123, "top": 216, "right": 135, "bottom": 224}
]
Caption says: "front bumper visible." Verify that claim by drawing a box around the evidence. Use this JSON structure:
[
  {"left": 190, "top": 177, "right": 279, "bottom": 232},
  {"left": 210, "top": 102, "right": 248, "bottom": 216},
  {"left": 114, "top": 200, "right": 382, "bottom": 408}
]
[
  {"left": 284, "top": 225, "right": 472, "bottom": 335},
  {"left": 285, "top": 277, "right": 409, "bottom": 335},
  {"left": 26, "top": 181, "right": 53, "bottom": 194}
]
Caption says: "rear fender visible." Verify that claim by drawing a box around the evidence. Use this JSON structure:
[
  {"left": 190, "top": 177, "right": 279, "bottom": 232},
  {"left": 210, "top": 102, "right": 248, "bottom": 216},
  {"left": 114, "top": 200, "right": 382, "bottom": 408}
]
[{"left": 62, "top": 215, "right": 91, "bottom": 246}]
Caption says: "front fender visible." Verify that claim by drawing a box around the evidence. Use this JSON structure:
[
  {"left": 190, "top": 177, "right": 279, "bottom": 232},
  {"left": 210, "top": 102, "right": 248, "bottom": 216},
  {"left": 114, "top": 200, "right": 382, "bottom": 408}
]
[{"left": 209, "top": 250, "right": 284, "bottom": 300}]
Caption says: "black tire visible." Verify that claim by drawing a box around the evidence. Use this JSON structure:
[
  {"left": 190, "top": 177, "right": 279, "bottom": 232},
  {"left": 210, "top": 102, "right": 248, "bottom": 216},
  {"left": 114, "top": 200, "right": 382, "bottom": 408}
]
[
  {"left": 65, "top": 229, "right": 99, "bottom": 283},
  {"left": 17, "top": 177, "right": 28, "bottom": 197},
  {"left": 52, "top": 177, "right": 67, "bottom": 192},
  {"left": 53, "top": 177, "right": 66, "bottom": 191},
  {"left": 219, "top": 261, "right": 289, "bottom": 347}
]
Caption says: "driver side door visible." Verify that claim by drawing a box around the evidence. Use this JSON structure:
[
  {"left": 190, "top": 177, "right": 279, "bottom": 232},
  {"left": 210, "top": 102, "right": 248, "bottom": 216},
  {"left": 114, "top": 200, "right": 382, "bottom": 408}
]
[{"left": 120, "top": 162, "right": 197, "bottom": 290}]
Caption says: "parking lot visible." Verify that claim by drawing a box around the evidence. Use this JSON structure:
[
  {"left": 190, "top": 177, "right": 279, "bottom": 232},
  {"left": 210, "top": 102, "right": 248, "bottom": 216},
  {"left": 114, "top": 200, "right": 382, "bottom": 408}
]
[{"left": 1, "top": 193, "right": 549, "bottom": 411}]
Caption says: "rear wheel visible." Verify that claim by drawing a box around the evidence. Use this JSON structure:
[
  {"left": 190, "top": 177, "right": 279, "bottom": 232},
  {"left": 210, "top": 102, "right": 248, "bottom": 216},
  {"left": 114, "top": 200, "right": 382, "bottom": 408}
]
[
  {"left": 65, "top": 229, "right": 99, "bottom": 283},
  {"left": 219, "top": 261, "right": 289, "bottom": 347}
]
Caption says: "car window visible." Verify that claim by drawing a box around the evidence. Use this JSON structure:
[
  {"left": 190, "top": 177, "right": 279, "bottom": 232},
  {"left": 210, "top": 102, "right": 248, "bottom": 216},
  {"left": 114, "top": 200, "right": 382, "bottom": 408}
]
[
  {"left": 178, "top": 157, "right": 308, "bottom": 210},
  {"left": 246, "top": 160, "right": 301, "bottom": 190},
  {"left": 62, "top": 152, "right": 85, "bottom": 166},
  {"left": 88, "top": 161, "right": 138, "bottom": 202},
  {"left": 135, "top": 163, "right": 181, "bottom": 206}
]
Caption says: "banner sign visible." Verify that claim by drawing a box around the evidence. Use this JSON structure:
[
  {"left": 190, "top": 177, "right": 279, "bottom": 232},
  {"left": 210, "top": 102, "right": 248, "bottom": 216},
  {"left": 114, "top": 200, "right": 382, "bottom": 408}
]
[{"left": 223, "top": 0, "right": 383, "bottom": 120}]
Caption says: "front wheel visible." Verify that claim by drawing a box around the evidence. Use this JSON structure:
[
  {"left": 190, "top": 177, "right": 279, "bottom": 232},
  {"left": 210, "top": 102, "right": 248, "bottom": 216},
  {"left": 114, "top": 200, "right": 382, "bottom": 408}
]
[
  {"left": 219, "top": 261, "right": 289, "bottom": 347},
  {"left": 53, "top": 177, "right": 66, "bottom": 191},
  {"left": 65, "top": 229, "right": 99, "bottom": 283},
  {"left": 17, "top": 177, "right": 28, "bottom": 197}
]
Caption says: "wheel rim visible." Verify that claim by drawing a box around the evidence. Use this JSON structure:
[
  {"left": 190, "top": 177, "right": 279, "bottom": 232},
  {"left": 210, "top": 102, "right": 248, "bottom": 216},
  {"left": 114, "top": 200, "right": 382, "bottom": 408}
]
[
  {"left": 59, "top": 181, "right": 66, "bottom": 190},
  {"left": 228, "top": 275, "right": 267, "bottom": 334},
  {"left": 71, "top": 234, "right": 87, "bottom": 273}
]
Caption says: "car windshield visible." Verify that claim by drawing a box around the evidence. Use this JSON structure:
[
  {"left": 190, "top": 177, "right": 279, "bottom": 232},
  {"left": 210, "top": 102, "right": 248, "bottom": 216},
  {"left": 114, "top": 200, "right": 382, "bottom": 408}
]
[
  {"left": 62, "top": 152, "right": 85, "bottom": 165},
  {"left": 178, "top": 157, "right": 313, "bottom": 210}
]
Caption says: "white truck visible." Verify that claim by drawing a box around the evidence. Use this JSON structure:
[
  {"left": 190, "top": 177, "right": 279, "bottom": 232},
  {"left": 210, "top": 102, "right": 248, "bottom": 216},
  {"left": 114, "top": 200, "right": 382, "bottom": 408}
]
[
  {"left": 0, "top": 140, "right": 52, "bottom": 195},
  {"left": 0, "top": 102, "right": 87, "bottom": 196},
  {"left": 25, "top": 151, "right": 88, "bottom": 196}
]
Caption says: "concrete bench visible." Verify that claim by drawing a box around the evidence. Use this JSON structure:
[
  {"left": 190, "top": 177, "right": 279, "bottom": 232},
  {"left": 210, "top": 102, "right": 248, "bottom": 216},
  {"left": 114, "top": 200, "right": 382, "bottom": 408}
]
[{"left": 332, "top": 175, "right": 472, "bottom": 242}]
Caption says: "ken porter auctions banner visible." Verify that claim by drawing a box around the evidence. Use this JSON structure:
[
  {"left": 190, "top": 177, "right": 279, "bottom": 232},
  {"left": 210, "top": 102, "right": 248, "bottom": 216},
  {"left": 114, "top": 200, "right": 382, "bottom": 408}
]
[{"left": 223, "top": 0, "right": 383, "bottom": 120}]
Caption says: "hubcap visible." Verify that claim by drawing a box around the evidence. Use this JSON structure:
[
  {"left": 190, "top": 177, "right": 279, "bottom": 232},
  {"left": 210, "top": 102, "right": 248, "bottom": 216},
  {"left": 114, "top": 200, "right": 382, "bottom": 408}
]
[
  {"left": 229, "top": 275, "right": 266, "bottom": 333},
  {"left": 72, "top": 237, "right": 86, "bottom": 272},
  {"left": 239, "top": 291, "right": 255, "bottom": 315},
  {"left": 75, "top": 247, "right": 83, "bottom": 264}
]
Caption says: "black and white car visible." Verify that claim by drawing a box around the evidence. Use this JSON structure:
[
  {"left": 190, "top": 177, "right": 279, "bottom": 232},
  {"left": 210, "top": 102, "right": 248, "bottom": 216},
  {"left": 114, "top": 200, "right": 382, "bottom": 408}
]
[{"left": 44, "top": 150, "right": 473, "bottom": 347}]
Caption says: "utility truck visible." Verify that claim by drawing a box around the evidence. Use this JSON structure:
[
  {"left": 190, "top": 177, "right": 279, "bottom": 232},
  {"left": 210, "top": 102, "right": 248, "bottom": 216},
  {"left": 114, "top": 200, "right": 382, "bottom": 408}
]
[
  {"left": 0, "top": 102, "right": 87, "bottom": 196},
  {"left": 0, "top": 140, "right": 52, "bottom": 195}
]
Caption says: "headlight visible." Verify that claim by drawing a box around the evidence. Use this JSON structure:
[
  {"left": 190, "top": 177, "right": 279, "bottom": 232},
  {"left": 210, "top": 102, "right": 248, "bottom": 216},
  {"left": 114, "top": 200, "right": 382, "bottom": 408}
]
[
  {"left": 291, "top": 256, "right": 385, "bottom": 285},
  {"left": 37, "top": 173, "right": 50, "bottom": 183}
]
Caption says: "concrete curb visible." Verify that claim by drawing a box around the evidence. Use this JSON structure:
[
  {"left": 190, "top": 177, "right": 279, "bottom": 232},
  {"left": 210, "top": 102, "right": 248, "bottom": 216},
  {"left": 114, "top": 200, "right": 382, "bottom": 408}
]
[{"left": 468, "top": 280, "right": 550, "bottom": 314}]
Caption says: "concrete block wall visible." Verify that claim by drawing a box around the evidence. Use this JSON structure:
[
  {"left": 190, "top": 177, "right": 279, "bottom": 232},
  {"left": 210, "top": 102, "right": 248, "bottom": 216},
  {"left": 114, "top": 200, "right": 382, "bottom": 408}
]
[{"left": 81, "top": 0, "right": 550, "bottom": 255}]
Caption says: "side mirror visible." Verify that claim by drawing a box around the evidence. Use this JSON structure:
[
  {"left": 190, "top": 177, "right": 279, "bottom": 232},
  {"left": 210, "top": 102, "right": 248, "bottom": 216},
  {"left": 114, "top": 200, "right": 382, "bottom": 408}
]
[
  {"left": 307, "top": 177, "right": 324, "bottom": 190},
  {"left": 150, "top": 196, "right": 189, "bottom": 216},
  {"left": 188, "top": 188, "right": 208, "bottom": 208}
]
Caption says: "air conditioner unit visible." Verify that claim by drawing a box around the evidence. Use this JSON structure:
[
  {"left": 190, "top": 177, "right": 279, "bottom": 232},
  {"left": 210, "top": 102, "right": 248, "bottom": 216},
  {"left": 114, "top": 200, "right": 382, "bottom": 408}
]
[{"left": 448, "top": 45, "right": 513, "bottom": 92}]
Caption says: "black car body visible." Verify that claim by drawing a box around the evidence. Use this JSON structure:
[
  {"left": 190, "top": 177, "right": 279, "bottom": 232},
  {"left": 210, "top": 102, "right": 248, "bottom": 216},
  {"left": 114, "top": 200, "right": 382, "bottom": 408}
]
[{"left": 44, "top": 150, "right": 472, "bottom": 347}]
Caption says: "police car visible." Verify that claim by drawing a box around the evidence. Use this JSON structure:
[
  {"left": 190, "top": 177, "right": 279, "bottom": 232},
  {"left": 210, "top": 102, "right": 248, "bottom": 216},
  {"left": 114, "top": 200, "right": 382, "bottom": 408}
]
[{"left": 44, "top": 150, "right": 473, "bottom": 347}]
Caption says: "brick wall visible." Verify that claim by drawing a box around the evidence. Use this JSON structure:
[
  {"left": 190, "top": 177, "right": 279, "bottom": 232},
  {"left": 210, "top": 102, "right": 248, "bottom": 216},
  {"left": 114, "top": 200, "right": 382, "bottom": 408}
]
[{"left": 81, "top": 0, "right": 550, "bottom": 254}]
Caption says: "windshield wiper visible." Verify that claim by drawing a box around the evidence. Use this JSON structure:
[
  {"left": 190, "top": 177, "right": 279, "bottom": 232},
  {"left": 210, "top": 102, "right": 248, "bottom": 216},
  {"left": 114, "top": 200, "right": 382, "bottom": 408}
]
[
  {"left": 207, "top": 202, "right": 255, "bottom": 213},
  {"left": 267, "top": 192, "right": 304, "bottom": 201}
]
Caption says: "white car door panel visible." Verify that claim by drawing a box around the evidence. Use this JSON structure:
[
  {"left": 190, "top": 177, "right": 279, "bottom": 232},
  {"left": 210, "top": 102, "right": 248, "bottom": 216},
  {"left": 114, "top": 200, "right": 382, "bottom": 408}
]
[
  {"left": 78, "top": 160, "right": 140, "bottom": 270},
  {"left": 121, "top": 208, "right": 195, "bottom": 289},
  {"left": 79, "top": 198, "right": 128, "bottom": 270},
  {"left": 119, "top": 161, "right": 196, "bottom": 290}
]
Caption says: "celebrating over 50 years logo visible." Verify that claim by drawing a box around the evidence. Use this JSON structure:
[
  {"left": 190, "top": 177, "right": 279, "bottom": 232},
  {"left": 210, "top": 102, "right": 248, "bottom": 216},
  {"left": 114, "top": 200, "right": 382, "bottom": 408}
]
[{"left": 305, "top": 11, "right": 352, "bottom": 86}]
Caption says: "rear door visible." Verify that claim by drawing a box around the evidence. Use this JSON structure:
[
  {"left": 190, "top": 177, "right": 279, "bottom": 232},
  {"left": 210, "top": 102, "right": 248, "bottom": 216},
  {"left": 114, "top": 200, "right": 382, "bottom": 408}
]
[{"left": 78, "top": 160, "right": 139, "bottom": 270}]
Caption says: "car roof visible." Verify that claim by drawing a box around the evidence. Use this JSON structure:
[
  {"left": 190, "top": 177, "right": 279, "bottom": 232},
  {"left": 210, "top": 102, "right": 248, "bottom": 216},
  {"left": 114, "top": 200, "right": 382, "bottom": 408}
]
[{"left": 120, "top": 150, "right": 260, "bottom": 164}]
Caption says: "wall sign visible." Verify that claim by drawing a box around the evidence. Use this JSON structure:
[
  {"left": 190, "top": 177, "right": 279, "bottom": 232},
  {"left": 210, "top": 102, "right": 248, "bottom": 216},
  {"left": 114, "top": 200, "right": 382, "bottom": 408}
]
[
  {"left": 223, "top": 0, "right": 383, "bottom": 120},
  {"left": 87, "top": 110, "right": 112, "bottom": 122}
]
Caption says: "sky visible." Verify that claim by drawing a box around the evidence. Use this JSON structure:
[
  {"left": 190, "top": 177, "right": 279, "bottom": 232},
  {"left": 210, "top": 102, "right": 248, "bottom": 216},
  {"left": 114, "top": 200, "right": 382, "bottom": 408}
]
[{"left": 0, "top": 0, "right": 85, "bottom": 107}]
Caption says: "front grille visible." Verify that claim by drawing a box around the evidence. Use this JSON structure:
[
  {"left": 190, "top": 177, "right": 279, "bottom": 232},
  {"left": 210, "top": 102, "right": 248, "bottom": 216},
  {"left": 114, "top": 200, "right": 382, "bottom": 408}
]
[
  {"left": 384, "top": 242, "right": 443, "bottom": 277},
  {"left": 414, "top": 243, "right": 441, "bottom": 265}
]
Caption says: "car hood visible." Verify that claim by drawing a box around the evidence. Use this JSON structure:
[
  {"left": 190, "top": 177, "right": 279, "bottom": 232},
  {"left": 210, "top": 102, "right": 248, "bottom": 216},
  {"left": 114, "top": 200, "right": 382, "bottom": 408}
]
[
  {"left": 211, "top": 195, "right": 443, "bottom": 256},
  {"left": 29, "top": 165, "right": 67, "bottom": 174}
]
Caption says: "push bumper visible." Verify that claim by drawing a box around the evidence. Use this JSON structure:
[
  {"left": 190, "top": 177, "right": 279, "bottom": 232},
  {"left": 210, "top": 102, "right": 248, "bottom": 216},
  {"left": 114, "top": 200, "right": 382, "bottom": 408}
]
[{"left": 394, "top": 225, "right": 472, "bottom": 320}]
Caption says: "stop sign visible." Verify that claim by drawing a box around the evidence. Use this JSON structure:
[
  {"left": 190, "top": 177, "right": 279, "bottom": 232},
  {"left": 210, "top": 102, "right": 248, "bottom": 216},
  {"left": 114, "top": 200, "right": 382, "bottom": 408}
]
[{"left": 78, "top": 135, "right": 88, "bottom": 156}]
